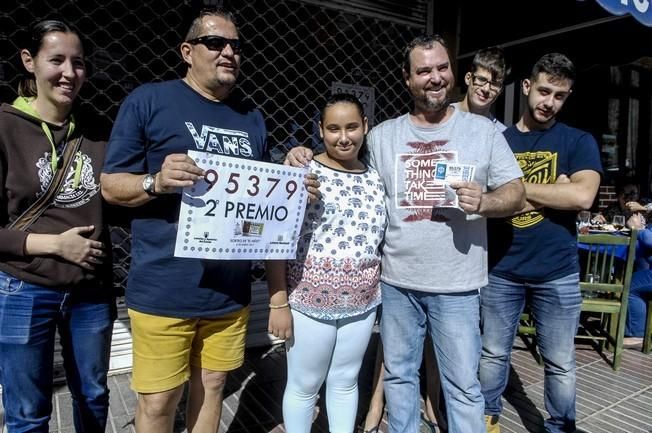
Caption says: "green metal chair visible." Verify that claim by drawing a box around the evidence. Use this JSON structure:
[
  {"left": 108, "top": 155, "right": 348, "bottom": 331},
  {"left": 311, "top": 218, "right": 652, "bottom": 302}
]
[
  {"left": 517, "top": 310, "right": 543, "bottom": 365},
  {"left": 577, "top": 230, "right": 637, "bottom": 370}
]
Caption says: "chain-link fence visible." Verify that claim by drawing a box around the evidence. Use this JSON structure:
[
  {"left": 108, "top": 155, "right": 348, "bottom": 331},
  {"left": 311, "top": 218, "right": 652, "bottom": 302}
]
[{"left": 1, "top": 0, "right": 424, "bottom": 293}]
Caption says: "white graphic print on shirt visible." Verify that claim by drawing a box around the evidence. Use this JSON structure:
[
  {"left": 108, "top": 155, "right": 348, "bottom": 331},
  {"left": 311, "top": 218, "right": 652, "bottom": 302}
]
[
  {"left": 36, "top": 151, "right": 99, "bottom": 209},
  {"left": 185, "top": 122, "right": 254, "bottom": 157}
]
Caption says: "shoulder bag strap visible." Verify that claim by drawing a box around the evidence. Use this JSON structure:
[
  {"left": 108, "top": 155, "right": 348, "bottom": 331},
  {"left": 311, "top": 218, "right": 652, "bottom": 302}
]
[{"left": 8, "top": 136, "right": 84, "bottom": 231}]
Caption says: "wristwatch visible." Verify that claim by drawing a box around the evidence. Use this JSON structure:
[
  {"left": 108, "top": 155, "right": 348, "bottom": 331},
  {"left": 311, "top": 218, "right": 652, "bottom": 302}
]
[{"left": 142, "top": 173, "right": 158, "bottom": 196}]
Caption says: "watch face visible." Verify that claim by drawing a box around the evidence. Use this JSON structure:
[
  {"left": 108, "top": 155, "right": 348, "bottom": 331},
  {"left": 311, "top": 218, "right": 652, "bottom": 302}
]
[{"left": 143, "top": 174, "right": 155, "bottom": 193}]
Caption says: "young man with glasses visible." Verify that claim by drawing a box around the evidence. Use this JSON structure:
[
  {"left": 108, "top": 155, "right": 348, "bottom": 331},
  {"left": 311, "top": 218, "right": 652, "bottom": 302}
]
[
  {"left": 101, "top": 8, "right": 293, "bottom": 433},
  {"left": 456, "top": 46, "right": 507, "bottom": 132}
]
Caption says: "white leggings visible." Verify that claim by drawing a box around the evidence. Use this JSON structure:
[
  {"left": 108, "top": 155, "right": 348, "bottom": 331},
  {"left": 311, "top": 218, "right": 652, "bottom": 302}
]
[{"left": 283, "top": 308, "right": 377, "bottom": 433}]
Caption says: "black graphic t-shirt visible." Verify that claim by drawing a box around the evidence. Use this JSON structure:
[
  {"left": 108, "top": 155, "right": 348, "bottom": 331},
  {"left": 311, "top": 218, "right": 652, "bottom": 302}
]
[
  {"left": 103, "top": 80, "right": 267, "bottom": 317},
  {"left": 488, "top": 122, "right": 602, "bottom": 282}
]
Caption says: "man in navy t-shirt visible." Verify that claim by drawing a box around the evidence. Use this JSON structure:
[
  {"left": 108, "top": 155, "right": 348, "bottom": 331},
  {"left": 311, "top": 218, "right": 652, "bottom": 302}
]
[
  {"left": 481, "top": 53, "right": 602, "bottom": 433},
  {"left": 101, "top": 8, "right": 293, "bottom": 433}
]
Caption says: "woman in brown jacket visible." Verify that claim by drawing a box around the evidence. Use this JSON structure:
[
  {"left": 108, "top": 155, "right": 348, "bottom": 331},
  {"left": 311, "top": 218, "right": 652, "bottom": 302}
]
[{"left": 0, "top": 19, "right": 115, "bottom": 432}]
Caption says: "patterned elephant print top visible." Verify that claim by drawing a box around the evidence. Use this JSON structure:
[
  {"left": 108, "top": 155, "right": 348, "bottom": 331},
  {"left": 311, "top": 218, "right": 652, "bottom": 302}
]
[{"left": 287, "top": 159, "right": 387, "bottom": 320}]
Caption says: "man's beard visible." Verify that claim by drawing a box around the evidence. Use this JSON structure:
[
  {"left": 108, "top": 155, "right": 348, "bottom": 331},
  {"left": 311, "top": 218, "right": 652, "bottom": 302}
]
[
  {"left": 417, "top": 93, "right": 449, "bottom": 113},
  {"left": 528, "top": 104, "right": 555, "bottom": 125}
]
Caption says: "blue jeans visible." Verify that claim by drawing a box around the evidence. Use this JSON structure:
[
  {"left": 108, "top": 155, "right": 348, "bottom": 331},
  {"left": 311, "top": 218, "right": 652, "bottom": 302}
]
[
  {"left": 0, "top": 271, "right": 115, "bottom": 433},
  {"left": 380, "top": 282, "right": 484, "bottom": 433},
  {"left": 479, "top": 272, "right": 581, "bottom": 433},
  {"left": 625, "top": 269, "right": 652, "bottom": 337}
]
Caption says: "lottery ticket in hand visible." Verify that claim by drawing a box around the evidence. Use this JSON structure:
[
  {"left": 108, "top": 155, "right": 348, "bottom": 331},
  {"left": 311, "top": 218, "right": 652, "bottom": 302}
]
[
  {"left": 432, "top": 162, "right": 476, "bottom": 209},
  {"left": 434, "top": 162, "right": 475, "bottom": 183}
]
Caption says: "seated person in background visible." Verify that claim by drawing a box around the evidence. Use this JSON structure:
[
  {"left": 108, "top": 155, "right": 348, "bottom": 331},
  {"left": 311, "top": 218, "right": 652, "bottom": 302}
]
[
  {"left": 594, "top": 177, "right": 640, "bottom": 224},
  {"left": 623, "top": 213, "right": 652, "bottom": 347},
  {"left": 625, "top": 182, "right": 652, "bottom": 221}
]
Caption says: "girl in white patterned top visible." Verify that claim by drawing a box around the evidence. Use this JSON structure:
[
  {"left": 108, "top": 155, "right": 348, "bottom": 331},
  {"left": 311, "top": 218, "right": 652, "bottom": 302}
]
[{"left": 267, "top": 94, "right": 386, "bottom": 433}]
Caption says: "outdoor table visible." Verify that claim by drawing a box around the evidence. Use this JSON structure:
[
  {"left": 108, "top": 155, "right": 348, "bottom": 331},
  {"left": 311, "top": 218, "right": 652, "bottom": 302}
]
[{"left": 577, "top": 230, "right": 630, "bottom": 260}]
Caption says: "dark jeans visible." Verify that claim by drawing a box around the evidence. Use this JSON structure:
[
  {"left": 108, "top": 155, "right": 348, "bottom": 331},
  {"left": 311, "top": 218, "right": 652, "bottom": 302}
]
[{"left": 0, "top": 271, "right": 115, "bottom": 433}]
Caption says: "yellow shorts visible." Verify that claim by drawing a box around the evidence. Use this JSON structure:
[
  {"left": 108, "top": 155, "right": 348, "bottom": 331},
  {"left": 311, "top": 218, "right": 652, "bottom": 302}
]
[{"left": 128, "top": 307, "right": 250, "bottom": 393}]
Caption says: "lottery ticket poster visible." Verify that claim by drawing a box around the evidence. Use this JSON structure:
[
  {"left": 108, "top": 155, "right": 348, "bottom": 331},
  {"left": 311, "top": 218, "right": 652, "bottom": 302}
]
[
  {"left": 398, "top": 151, "right": 476, "bottom": 209},
  {"left": 174, "top": 151, "right": 309, "bottom": 260}
]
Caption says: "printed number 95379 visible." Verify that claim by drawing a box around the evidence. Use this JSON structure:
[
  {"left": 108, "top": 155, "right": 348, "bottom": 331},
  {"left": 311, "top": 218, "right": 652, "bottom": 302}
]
[{"left": 204, "top": 169, "right": 298, "bottom": 199}]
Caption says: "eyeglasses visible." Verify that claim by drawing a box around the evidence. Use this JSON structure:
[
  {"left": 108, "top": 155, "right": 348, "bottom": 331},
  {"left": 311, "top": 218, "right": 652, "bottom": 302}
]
[
  {"left": 187, "top": 35, "right": 242, "bottom": 54},
  {"left": 471, "top": 74, "right": 502, "bottom": 92}
]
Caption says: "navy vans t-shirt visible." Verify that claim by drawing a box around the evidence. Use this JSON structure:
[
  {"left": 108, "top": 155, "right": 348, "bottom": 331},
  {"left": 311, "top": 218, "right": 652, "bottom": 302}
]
[
  {"left": 488, "top": 122, "right": 602, "bottom": 282},
  {"left": 103, "top": 80, "right": 267, "bottom": 317}
]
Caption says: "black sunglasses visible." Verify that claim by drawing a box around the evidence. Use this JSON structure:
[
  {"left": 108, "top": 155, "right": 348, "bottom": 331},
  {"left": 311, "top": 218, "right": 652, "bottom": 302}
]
[{"left": 187, "top": 35, "right": 242, "bottom": 54}]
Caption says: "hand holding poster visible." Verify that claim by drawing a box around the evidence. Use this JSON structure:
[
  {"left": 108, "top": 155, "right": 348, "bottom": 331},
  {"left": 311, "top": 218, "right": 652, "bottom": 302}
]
[{"left": 174, "top": 151, "right": 309, "bottom": 260}]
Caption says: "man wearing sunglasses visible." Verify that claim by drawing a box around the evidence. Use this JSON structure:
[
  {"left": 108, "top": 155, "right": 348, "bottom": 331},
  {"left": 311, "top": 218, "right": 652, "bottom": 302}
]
[{"left": 101, "top": 8, "right": 293, "bottom": 433}]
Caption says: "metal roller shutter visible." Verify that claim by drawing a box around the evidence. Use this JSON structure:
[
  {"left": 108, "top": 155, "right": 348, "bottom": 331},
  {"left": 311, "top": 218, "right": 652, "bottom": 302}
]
[{"left": 301, "top": 0, "right": 429, "bottom": 28}]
